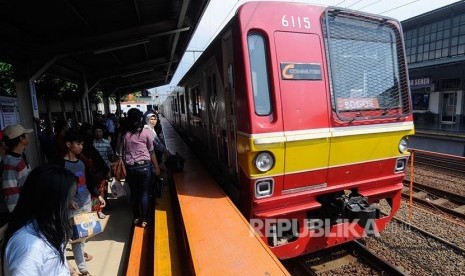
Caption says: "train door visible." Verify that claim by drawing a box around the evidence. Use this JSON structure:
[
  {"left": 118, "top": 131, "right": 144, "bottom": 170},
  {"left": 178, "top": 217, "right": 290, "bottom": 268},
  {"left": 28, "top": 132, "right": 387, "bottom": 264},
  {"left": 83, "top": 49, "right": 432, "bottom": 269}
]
[
  {"left": 179, "top": 92, "right": 188, "bottom": 133},
  {"left": 274, "top": 32, "right": 331, "bottom": 191},
  {"left": 185, "top": 87, "right": 192, "bottom": 137},
  {"left": 204, "top": 66, "right": 220, "bottom": 160},
  {"left": 441, "top": 91, "right": 457, "bottom": 124},
  {"left": 176, "top": 92, "right": 181, "bottom": 127},
  {"left": 222, "top": 30, "right": 238, "bottom": 175}
]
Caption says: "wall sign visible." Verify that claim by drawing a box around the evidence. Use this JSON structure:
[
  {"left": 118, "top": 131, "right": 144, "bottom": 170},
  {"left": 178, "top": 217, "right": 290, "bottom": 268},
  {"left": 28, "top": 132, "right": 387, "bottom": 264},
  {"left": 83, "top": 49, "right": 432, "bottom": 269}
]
[{"left": 410, "top": 77, "right": 431, "bottom": 89}]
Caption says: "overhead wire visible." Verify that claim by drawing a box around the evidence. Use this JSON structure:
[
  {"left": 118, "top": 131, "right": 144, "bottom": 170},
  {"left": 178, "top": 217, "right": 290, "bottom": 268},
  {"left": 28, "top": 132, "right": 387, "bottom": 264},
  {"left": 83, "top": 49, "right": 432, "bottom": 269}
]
[
  {"left": 347, "top": 0, "right": 367, "bottom": 8},
  {"left": 339, "top": 0, "right": 426, "bottom": 15},
  {"left": 173, "top": 0, "right": 435, "bottom": 86},
  {"left": 174, "top": 0, "right": 240, "bottom": 84},
  {"left": 336, "top": 0, "right": 349, "bottom": 5},
  {"left": 203, "top": 0, "right": 240, "bottom": 48},
  {"left": 379, "top": 0, "right": 421, "bottom": 14},
  {"left": 358, "top": 0, "right": 383, "bottom": 10}
]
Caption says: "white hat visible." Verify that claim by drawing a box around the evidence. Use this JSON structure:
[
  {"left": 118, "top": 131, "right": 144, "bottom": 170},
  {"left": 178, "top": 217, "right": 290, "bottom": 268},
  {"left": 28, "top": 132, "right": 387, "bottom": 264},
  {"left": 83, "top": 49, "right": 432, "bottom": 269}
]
[{"left": 3, "top": 124, "right": 33, "bottom": 140}]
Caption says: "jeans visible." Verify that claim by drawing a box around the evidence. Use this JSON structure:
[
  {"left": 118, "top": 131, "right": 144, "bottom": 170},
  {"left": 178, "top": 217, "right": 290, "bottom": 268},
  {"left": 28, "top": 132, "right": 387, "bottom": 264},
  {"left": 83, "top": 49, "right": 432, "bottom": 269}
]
[
  {"left": 70, "top": 202, "right": 92, "bottom": 273},
  {"left": 126, "top": 163, "right": 153, "bottom": 221}
]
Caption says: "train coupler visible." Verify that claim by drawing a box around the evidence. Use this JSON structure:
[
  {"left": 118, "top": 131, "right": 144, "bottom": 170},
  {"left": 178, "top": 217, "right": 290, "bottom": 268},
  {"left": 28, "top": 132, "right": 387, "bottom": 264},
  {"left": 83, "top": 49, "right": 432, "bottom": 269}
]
[{"left": 340, "top": 196, "right": 379, "bottom": 230}]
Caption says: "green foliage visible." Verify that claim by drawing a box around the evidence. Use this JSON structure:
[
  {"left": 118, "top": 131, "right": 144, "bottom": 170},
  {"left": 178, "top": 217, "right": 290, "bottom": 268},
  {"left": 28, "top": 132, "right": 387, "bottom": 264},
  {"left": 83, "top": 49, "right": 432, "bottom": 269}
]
[
  {"left": 0, "top": 62, "right": 16, "bottom": 96},
  {"left": 35, "top": 74, "right": 79, "bottom": 100},
  {"left": 123, "top": 91, "right": 141, "bottom": 102}
]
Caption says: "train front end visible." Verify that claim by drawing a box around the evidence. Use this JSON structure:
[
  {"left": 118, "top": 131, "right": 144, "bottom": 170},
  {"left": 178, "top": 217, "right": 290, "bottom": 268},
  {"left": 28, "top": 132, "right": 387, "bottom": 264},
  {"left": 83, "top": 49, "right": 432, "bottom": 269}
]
[{"left": 235, "top": 2, "right": 414, "bottom": 259}]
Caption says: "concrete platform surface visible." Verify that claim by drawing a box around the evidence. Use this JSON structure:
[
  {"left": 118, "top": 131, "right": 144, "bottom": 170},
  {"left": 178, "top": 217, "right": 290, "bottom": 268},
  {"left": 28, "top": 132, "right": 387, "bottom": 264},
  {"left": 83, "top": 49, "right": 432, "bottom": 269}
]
[{"left": 66, "top": 186, "right": 133, "bottom": 276}]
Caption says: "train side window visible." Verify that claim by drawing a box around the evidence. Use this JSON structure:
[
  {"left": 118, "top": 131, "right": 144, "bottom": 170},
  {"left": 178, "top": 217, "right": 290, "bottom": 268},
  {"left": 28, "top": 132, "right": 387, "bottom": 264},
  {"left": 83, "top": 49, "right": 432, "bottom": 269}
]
[
  {"left": 248, "top": 33, "right": 272, "bottom": 116},
  {"left": 191, "top": 86, "right": 200, "bottom": 117},
  {"left": 180, "top": 94, "right": 186, "bottom": 114},
  {"left": 227, "top": 64, "right": 234, "bottom": 90}
]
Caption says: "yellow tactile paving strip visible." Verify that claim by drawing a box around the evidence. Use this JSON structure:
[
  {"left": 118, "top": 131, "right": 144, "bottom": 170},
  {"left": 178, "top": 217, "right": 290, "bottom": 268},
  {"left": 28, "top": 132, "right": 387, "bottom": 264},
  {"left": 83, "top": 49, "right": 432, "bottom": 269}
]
[
  {"left": 162, "top": 118, "right": 290, "bottom": 275},
  {"left": 154, "top": 182, "right": 183, "bottom": 275}
]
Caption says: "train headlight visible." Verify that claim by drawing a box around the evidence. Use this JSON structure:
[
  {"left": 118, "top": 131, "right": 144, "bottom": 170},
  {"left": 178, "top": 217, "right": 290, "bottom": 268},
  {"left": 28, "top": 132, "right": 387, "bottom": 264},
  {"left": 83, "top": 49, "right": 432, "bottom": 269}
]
[
  {"left": 255, "top": 152, "right": 274, "bottom": 172},
  {"left": 398, "top": 137, "right": 409, "bottom": 153}
]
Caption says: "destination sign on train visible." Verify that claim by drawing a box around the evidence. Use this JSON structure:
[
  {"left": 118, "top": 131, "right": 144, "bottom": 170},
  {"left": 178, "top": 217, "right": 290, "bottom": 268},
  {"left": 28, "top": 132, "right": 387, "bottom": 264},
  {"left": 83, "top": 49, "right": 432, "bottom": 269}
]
[
  {"left": 280, "top": 63, "right": 322, "bottom": 80},
  {"left": 336, "top": 98, "right": 380, "bottom": 110}
]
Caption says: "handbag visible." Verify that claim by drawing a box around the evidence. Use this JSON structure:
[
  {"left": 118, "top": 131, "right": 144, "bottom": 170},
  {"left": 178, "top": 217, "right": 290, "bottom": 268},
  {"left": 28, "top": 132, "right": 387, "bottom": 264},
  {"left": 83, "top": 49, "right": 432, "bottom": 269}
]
[
  {"left": 112, "top": 134, "right": 127, "bottom": 181},
  {"left": 154, "top": 177, "right": 163, "bottom": 198},
  {"left": 164, "top": 152, "right": 185, "bottom": 173},
  {"left": 111, "top": 158, "right": 126, "bottom": 181},
  {"left": 70, "top": 212, "right": 103, "bottom": 243},
  {"left": 110, "top": 179, "right": 127, "bottom": 198}
]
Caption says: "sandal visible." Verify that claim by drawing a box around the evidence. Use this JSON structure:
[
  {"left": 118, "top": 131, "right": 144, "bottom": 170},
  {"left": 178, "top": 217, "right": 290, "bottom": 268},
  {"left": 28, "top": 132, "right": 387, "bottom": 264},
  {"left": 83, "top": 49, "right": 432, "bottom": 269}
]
[
  {"left": 97, "top": 211, "right": 106, "bottom": 219},
  {"left": 84, "top": 252, "right": 93, "bottom": 262}
]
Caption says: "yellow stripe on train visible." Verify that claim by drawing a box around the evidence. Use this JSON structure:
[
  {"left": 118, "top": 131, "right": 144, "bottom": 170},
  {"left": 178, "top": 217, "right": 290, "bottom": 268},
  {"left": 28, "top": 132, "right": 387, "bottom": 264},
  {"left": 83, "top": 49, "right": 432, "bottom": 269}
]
[{"left": 237, "top": 122, "right": 414, "bottom": 177}]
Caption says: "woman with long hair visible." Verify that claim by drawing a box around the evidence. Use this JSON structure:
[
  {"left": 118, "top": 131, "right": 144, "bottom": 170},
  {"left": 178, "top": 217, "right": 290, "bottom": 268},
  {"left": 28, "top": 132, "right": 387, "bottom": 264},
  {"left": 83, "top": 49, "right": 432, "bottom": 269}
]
[
  {"left": 122, "top": 108, "right": 160, "bottom": 228},
  {"left": 2, "top": 164, "right": 77, "bottom": 275}
]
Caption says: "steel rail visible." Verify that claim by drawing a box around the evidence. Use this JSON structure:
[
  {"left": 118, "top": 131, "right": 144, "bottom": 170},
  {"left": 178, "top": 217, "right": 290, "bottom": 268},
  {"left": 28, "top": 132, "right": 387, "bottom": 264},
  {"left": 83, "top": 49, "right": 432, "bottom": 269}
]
[
  {"left": 402, "top": 180, "right": 465, "bottom": 219},
  {"left": 390, "top": 216, "right": 465, "bottom": 254},
  {"left": 346, "top": 241, "right": 407, "bottom": 276}
]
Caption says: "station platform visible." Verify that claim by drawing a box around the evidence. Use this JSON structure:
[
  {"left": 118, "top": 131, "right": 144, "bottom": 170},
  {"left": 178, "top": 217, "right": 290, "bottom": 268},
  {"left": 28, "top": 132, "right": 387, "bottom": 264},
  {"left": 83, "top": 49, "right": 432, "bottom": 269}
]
[
  {"left": 65, "top": 192, "right": 133, "bottom": 275},
  {"left": 62, "top": 116, "right": 291, "bottom": 275},
  {"left": 155, "top": 117, "right": 290, "bottom": 275}
]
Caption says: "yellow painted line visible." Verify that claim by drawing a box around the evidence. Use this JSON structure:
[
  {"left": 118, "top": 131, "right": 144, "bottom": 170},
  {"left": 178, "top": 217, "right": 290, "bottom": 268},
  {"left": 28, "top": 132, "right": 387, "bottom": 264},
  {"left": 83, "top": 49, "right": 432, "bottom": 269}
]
[{"left": 155, "top": 183, "right": 183, "bottom": 276}]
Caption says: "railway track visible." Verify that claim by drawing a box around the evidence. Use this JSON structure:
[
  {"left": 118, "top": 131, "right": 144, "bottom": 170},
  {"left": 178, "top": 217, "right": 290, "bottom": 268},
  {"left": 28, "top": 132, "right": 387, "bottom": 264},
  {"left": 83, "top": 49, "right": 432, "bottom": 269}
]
[
  {"left": 285, "top": 241, "right": 407, "bottom": 275},
  {"left": 402, "top": 180, "right": 465, "bottom": 219},
  {"left": 412, "top": 150, "right": 465, "bottom": 173},
  {"left": 390, "top": 214, "right": 465, "bottom": 254}
]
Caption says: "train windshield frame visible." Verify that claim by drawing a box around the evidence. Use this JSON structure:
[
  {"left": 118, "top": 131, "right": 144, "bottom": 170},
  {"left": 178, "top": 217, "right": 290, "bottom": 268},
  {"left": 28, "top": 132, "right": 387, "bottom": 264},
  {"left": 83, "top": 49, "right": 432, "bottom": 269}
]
[
  {"left": 248, "top": 33, "right": 273, "bottom": 116},
  {"left": 323, "top": 9, "right": 411, "bottom": 121}
]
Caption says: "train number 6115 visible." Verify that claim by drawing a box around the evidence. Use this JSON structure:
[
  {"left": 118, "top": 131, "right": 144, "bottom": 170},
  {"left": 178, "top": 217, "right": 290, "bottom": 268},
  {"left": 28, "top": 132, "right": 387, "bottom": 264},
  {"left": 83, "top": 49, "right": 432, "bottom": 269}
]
[{"left": 281, "top": 15, "right": 311, "bottom": 29}]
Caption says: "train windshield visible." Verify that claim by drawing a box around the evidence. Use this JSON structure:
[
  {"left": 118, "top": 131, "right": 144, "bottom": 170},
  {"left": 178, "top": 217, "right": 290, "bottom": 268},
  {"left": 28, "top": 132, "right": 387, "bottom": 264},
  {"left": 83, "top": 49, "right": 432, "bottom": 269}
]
[{"left": 323, "top": 9, "right": 410, "bottom": 120}]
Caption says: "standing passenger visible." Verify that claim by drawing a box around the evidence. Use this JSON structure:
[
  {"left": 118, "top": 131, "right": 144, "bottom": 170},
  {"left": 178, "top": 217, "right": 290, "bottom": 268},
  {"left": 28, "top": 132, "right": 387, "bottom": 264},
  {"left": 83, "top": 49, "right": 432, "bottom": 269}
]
[
  {"left": 61, "top": 130, "right": 105, "bottom": 276},
  {"left": 52, "top": 119, "right": 69, "bottom": 161},
  {"left": 144, "top": 113, "right": 169, "bottom": 164},
  {"left": 92, "top": 124, "right": 114, "bottom": 211},
  {"left": 2, "top": 164, "right": 77, "bottom": 276},
  {"left": 92, "top": 124, "right": 113, "bottom": 174},
  {"left": 82, "top": 137, "right": 109, "bottom": 219},
  {"left": 122, "top": 108, "right": 160, "bottom": 228},
  {"left": 1, "top": 124, "right": 33, "bottom": 212}
]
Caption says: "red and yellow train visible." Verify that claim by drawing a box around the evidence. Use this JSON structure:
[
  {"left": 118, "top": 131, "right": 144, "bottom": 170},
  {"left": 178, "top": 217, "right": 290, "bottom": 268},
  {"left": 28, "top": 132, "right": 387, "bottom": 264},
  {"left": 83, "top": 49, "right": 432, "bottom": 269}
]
[{"left": 162, "top": 1, "right": 414, "bottom": 259}]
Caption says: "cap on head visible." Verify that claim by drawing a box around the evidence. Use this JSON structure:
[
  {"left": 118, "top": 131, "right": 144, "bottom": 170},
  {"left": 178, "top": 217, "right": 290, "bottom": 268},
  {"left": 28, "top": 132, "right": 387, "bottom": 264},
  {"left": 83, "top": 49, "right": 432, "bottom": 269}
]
[{"left": 2, "top": 124, "right": 33, "bottom": 140}]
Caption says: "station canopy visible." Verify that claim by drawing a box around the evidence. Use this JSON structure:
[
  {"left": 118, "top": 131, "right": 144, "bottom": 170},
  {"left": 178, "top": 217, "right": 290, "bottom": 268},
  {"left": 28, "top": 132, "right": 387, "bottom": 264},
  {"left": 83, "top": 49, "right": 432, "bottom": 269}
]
[{"left": 0, "top": 0, "right": 210, "bottom": 96}]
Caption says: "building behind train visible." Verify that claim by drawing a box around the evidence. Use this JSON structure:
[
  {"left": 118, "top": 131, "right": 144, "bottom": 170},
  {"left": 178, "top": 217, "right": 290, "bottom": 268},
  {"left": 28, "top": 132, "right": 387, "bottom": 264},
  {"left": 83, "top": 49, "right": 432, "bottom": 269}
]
[{"left": 402, "top": 1, "right": 465, "bottom": 156}]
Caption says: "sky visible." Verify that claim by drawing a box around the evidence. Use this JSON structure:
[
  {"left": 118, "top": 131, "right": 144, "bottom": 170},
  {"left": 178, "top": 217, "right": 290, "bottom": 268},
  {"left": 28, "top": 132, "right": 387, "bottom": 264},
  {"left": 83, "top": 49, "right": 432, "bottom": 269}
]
[{"left": 149, "top": 0, "right": 461, "bottom": 100}]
